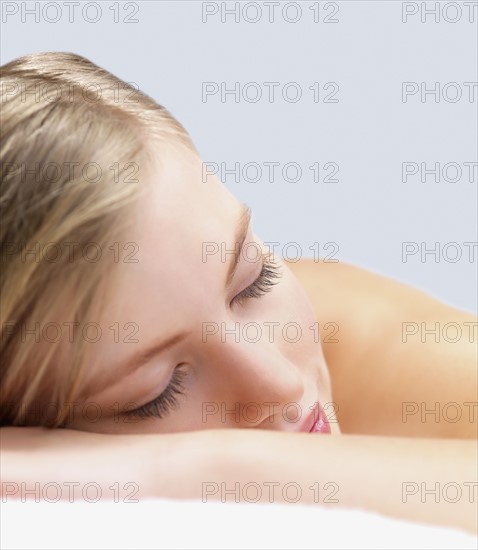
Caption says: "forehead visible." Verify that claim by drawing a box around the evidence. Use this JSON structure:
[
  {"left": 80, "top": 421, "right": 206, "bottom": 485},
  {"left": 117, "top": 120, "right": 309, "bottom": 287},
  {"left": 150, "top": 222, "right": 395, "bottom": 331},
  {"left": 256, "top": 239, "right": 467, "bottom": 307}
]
[
  {"left": 132, "top": 142, "right": 241, "bottom": 295},
  {"left": 138, "top": 144, "right": 236, "bottom": 260}
]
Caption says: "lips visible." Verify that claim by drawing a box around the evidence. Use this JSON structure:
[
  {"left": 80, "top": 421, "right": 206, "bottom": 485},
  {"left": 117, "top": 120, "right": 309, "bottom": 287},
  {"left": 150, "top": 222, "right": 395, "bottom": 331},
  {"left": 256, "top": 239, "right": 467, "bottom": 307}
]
[{"left": 304, "top": 401, "right": 331, "bottom": 434}]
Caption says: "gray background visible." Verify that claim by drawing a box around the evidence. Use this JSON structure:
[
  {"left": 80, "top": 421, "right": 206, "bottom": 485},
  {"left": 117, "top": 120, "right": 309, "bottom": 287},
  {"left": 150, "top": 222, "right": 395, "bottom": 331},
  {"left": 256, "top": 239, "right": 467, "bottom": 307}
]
[{"left": 1, "top": 0, "right": 477, "bottom": 313}]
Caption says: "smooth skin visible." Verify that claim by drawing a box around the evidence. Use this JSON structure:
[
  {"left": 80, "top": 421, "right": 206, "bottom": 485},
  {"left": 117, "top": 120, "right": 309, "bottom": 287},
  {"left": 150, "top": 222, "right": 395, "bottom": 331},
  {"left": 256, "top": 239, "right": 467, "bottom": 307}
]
[
  {"left": 1, "top": 143, "right": 477, "bottom": 534},
  {"left": 288, "top": 259, "right": 478, "bottom": 440}
]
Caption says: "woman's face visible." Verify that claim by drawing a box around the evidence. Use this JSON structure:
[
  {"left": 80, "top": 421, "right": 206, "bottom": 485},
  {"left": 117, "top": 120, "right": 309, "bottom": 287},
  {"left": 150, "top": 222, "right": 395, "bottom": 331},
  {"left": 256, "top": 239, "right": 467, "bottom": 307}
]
[{"left": 66, "top": 143, "right": 339, "bottom": 435}]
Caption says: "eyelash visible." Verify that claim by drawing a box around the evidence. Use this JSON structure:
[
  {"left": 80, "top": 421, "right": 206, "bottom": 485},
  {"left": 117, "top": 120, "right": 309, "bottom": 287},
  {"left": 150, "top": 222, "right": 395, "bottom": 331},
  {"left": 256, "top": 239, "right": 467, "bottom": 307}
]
[
  {"left": 231, "top": 252, "right": 281, "bottom": 306},
  {"left": 125, "top": 365, "right": 188, "bottom": 420},
  {"left": 124, "top": 252, "right": 281, "bottom": 421}
]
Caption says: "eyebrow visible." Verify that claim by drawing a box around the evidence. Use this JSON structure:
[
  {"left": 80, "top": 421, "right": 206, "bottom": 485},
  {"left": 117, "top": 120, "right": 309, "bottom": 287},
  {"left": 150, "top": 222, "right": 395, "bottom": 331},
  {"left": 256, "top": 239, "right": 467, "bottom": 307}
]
[
  {"left": 225, "top": 203, "right": 252, "bottom": 289},
  {"left": 83, "top": 204, "right": 252, "bottom": 398}
]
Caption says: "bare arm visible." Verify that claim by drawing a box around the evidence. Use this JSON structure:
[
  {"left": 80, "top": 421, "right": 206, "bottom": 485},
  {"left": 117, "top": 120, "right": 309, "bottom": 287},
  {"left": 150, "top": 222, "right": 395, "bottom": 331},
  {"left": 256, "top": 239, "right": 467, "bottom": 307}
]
[
  {"left": 2, "top": 263, "right": 476, "bottom": 535},
  {"left": 2, "top": 427, "right": 477, "bottom": 534}
]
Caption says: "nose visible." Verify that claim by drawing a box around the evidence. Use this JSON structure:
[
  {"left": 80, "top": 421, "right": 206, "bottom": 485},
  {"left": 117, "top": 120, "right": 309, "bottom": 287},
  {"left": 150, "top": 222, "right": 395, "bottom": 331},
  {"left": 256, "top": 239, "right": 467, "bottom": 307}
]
[{"left": 204, "top": 335, "right": 306, "bottom": 430}]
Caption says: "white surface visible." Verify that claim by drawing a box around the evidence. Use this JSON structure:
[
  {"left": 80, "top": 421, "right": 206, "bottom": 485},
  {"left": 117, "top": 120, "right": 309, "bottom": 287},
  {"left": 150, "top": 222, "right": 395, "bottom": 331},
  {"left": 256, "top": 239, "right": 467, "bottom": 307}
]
[{"left": 1, "top": 498, "right": 476, "bottom": 550}]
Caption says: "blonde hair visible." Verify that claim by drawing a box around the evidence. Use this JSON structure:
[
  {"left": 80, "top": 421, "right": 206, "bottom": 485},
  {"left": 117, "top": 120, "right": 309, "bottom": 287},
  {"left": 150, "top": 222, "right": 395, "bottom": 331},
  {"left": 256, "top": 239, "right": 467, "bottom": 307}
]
[{"left": 0, "top": 52, "right": 195, "bottom": 427}]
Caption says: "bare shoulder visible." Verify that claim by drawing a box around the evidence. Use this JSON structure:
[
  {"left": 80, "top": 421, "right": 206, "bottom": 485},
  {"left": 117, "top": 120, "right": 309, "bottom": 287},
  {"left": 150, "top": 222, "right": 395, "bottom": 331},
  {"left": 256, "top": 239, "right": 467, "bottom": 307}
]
[
  {"left": 285, "top": 258, "right": 474, "bottom": 330},
  {"left": 284, "top": 259, "right": 478, "bottom": 438},
  {"left": 285, "top": 258, "right": 448, "bottom": 312}
]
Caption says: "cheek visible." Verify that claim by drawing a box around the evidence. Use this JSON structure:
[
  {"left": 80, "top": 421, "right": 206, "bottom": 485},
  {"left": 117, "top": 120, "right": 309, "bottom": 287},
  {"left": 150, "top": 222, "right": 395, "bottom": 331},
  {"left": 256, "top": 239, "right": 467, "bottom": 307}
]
[
  {"left": 281, "top": 278, "right": 333, "bottom": 398},
  {"left": 277, "top": 260, "right": 318, "bottom": 328},
  {"left": 272, "top": 263, "right": 333, "bottom": 403}
]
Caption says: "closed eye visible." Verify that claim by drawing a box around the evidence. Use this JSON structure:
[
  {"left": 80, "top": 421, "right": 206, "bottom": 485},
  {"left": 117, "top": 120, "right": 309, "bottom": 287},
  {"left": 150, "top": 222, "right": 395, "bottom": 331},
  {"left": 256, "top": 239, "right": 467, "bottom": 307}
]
[
  {"left": 123, "top": 365, "right": 188, "bottom": 420},
  {"left": 231, "top": 252, "right": 282, "bottom": 306}
]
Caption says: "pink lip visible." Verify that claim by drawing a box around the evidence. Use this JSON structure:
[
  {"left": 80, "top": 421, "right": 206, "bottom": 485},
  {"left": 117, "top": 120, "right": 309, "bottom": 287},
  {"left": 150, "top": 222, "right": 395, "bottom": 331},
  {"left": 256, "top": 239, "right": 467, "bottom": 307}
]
[{"left": 302, "top": 402, "right": 331, "bottom": 434}]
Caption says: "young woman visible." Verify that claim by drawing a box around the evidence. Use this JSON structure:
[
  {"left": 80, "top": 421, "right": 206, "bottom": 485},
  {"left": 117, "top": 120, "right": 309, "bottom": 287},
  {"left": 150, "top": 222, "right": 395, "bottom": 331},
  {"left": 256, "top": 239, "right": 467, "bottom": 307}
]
[{"left": 1, "top": 52, "right": 476, "bottom": 535}]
